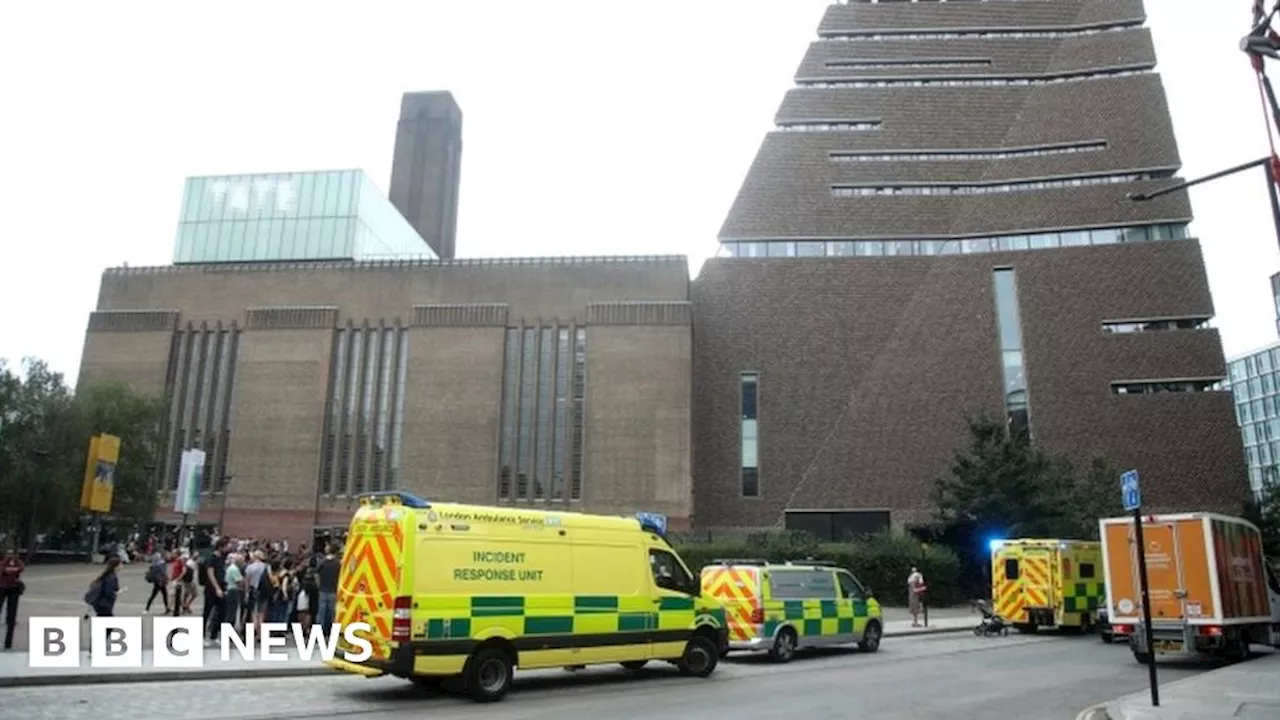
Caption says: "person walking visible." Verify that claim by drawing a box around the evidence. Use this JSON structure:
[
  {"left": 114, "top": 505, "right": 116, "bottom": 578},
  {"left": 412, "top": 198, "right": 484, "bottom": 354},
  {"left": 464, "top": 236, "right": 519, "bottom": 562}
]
[
  {"left": 86, "top": 557, "right": 122, "bottom": 617},
  {"left": 316, "top": 545, "right": 340, "bottom": 633},
  {"left": 907, "top": 566, "right": 927, "bottom": 628},
  {"left": 0, "top": 549, "right": 26, "bottom": 650},
  {"left": 223, "top": 553, "right": 246, "bottom": 637},
  {"left": 202, "top": 540, "right": 228, "bottom": 644},
  {"left": 144, "top": 551, "right": 170, "bottom": 614}
]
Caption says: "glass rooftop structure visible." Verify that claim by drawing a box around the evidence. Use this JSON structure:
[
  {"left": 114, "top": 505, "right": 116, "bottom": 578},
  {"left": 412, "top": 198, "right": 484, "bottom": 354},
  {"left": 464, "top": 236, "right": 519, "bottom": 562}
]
[{"left": 173, "top": 169, "right": 437, "bottom": 264}]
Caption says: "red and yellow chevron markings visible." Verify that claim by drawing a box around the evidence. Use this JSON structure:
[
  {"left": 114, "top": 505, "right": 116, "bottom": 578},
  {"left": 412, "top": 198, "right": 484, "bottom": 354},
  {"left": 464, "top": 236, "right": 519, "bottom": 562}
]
[
  {"left": 336, "top": 506, "right": 405, "bottom": 660},
  {"left": 1020, "top": 556, "right": 1052, "bottom": 608},
  {"left": 702, "top": 566, "right": 760, "bottom": 642}
]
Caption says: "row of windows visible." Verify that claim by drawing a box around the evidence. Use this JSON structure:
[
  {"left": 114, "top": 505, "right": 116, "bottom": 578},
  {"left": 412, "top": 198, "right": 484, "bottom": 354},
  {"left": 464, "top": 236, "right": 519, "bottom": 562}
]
[
  {"left": 741, "top": 373, "right": 759, "bottom": 498},
  {"left": 1229, "top": 347, "right": 1280, "bottom": 386},
  {"left": 164, "top": 325, "right": 240, "bottom": 495},
  {"left": 798, "top": 66, "right": 1151, "bottom": 89},
  {"left": 1102, "top": 318, "right": 1210, "bottom": 334},
  {"left": 318, "top": 324, "right": 409, "bottom": 496},
  {"left": 1236, "top": 391, "right": 1280, "bottom": 426},
  {"left": 831, "top": 171, "right": 1154, "bottom": 197},
  {"left": 1112, "top": 379, "right": 1223, "bottom": 395},
  {"left": 1242, "top": 418, "right": 1280, "bottom": 449},
  {"left": 823, "top": 58, "right": 992, "bottom": 70},
  {"left": 722, "top": 223, "right": 1192, "bottom": 260},
  {"left": 498, "top": 326, "right": 587, "bottom": 503},
  {"left": 830, "top": 140, "right": 1106, "bottom": 163},
  {"left": 993, "top": 269, "right": 1030, "bottom": 437},
  {"left": 820, "top": 20, "right": 1143, "bottom": 42},
  {"left": 777, "top": 121, "right": 882, "bottom": 132}
]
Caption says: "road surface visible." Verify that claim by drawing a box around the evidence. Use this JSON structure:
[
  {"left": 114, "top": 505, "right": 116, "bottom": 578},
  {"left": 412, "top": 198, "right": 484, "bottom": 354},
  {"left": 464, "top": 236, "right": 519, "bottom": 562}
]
[{"left": 0, "top": 626, "right": 1217, "bottom": 720}]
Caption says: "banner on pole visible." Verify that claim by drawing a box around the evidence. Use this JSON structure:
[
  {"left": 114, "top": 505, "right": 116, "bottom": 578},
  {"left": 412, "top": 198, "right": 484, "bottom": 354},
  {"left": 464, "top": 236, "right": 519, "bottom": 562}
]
[
  {"left": 175, "top": 449, "right": 206, "bottom": 515},
  {"left": 81, "top": 434, "right": 121, "bottom": 514},
  {"left": 79, "top": 436, "right": 100, "bottom": 511}
]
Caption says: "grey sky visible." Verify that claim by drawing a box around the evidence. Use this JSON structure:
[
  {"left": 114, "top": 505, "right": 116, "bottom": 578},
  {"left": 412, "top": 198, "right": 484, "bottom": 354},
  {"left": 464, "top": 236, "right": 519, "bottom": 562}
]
[{"left": 0, "top": 0, "right": 1273, "bottom": 381}]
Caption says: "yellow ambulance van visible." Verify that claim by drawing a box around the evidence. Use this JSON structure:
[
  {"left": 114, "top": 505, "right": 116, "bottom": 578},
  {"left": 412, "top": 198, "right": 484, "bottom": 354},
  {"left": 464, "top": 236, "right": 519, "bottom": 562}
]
[{"left": 325, "top": 492, "right": 729, "bottom": 702}]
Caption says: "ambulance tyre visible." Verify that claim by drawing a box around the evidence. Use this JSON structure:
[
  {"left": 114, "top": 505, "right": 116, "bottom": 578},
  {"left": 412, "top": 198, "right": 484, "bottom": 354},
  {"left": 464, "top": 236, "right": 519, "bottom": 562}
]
[
  {"left": 677, "top": 635, "right": 720, "bottom": 677},
  {"left": 769, "top": 628, "right": 798, "bottom": 663},
  {"left": 858, "top": 620, "right": 882, "bottom": 653},
  {"left": 465, "top": 645, "right": 514, "bottom": 703}
]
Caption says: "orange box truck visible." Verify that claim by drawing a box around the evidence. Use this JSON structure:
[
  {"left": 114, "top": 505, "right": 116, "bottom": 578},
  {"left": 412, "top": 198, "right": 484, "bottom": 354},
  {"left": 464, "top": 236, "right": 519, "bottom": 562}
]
[{"left": 1100, "top": 513, "right": 1280, "bottom": 663}]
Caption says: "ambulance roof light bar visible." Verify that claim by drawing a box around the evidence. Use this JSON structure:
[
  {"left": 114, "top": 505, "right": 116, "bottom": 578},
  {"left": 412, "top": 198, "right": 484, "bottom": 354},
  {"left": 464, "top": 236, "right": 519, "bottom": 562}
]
[{"left": 357, "top": 491, "right": 432, "bottom": 509}]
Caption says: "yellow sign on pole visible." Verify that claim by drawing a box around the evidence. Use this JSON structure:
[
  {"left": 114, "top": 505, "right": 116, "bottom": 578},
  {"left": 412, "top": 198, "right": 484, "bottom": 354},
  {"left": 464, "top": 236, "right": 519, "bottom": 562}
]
[
  {"left": 79, "top": 435, "right": 100, "bottom": 511},
  {"left": 81, "top": 433, "right": 122, "bottom": 514}
]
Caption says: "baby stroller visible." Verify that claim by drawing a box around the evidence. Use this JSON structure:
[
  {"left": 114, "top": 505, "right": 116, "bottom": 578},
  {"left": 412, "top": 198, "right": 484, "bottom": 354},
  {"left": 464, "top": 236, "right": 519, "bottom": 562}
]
[{"left": 973, "top": 600, "right": 1010, "bottom": 637}]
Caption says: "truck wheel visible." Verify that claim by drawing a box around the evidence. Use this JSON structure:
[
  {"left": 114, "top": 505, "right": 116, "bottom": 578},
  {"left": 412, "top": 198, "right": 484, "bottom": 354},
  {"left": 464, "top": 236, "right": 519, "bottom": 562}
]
[
  {"left": 858, "top": 621, "right": 882, "bottom": 652},
  {"left": 1133, "top": 651, "right": 1152, "bottom": 664},
  {"left": 1226, "top": 633, "right": 1252, "bottom": 663},
  {"left": 769, "top": 628, "right": 797, "bottom": 663},
  {"left": 1101, "top": 632, "right": 1114, "bottom": 644},
  {"left": 677, "top": 635, "right": 719, "bottom": 677},
  {"left": 465, "top": 647, "right": 513, "bottom": 703}
]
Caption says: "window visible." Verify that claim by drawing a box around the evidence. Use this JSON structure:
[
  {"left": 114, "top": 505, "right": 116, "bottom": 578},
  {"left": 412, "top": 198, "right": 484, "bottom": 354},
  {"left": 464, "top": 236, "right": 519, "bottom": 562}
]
[
  {"left": 800, "top": 65, "right": 1153, "bottom": 89},
  {"left": 824, "top": 58, "right": 992, "bottom": 71},
  {"left": 832, "top": 171, "right": 1157, "bottom": 198},
  {"left": 319, "top": 322, "right": 408, "bottom": 496},
  {"left": 498, "top": 326, "right": 588, "bottom": 502},
  {"left": 1005, "top": 559, "right": 1020, "bottom": 581},
  {"left": 1112, "top": 379, "right": 1223, "bottom": 395},
  {"left": 649, "top": 549, "right": 696, "bottom": 595},
  {"left": 1079, "top": 563, "right": 1096, "bottom": 580},
  {"left": 1102, "top": 317, "right": 1210, "bottom": 334},
  {"left": 993, "top": 269, "right": 1031, "bottom": 438},
  {"left": 741, "top": 373, "right": 760, "bottom": 497},
  {"left": 830, "top": 140, "right": 1105, "bottom": 163},
  {"left": 769, "top": 570, "right": 839, "bottom": 600},
  {"left": 837, "top": 570, "right": 866, "bottom": 599},
  {"left": 820, "top": 20, "right": 1143, "bottom": 42}
]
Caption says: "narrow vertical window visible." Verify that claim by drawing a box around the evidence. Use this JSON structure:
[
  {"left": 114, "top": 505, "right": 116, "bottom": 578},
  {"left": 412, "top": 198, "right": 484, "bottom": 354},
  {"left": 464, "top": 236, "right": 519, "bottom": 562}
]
[
  {"left": 355, "top": 326, "right": 380, "bottom": 495},
  {"left": 388, "top": 328, "right": 409, "bottom": 489},
  {"left": 321, "top": 328, "right": 348, "bottom": 495},
  {"left": 993, "top": 268, "right": 1032, "bottom": 437},
  {"left": 213, "top": 327, "right": 239, "bottom": 492},
  {"left": 535, "top": 327, "right": 555, "bottom": 501},
  {"left": 552, "top": 328, "right": 571, "bottom": 501},
  {"left": 340, "top": 328, "right": 363, "bottom": 496},
  {"left": 516, "top": 328, "right": 538, "bottom": 500},
  {"left": 165, "top": 328, "right": 192, "bottom": 491},
  {"left": 741, "top": 373, "right": 760, "bottom": 497},
  {"left": 372, "top": 328, "right": 395, "bottom": 492},
  {"left": 197, "top": 329, "right": 219, "bottom": 492},
  {"left": 498, "top": 328, "right": 521, "bottom": 500},
  {"left": 570, "top": 328, "right": 587, "bottom": 500}
]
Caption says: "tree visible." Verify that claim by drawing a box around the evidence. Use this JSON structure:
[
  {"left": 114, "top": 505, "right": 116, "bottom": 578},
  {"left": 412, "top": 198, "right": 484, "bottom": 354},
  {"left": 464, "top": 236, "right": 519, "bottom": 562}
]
[
  {"left": 0, "top": 359, "right": 81, "bottom": 550},
  {"left": 932, "top": 415, "right": 1121, "bottom": 587},
  {"left": 73, "top": 381, "right": 167, "bottom": 524},
  {"left": 0, "top": 360, "right": 167, "bottom": 551}
]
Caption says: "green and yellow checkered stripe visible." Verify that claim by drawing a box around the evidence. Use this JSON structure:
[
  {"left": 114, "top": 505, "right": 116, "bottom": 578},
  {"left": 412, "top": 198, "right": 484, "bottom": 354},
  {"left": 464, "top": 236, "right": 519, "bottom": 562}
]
[
  {"left": 763, "top": 599, "right": 868, "bottom": 638},
  {"left": 1062, "top": 582, "right": 1106, "bottom": 615},
  {"left": 414, "top": 595, "right": 724, "bottom": 642}
]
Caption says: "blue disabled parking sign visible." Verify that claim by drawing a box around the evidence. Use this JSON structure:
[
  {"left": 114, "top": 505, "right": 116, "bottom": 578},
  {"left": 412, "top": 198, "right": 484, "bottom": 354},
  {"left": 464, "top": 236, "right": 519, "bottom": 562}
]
[{"left": 1121, "top": 469, "right": 1142, "bottom": 511}]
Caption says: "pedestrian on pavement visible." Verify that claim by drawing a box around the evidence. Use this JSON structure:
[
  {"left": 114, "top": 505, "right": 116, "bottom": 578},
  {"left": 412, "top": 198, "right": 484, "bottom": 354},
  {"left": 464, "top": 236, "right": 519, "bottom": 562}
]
[
  {"left": 144, "top": 551, "right": 170, "bottom": 614},
  {"left": 0, "top": 549, "right": 25, "bottom": 650},
  {"left": 223, "top": 553, "right": 246, "bottom": 637},
  {"left": 180, "top": 552, "right": 198, "bottom": 615},
  {"left": 202, "top": 540, "right": 228, "bottom": 644},
  {"left": 908, "top": 566, "right": 926, "bottom": 628},
  {"left": 316, "top": 545, "right": 340, "bottom": 633},
  {"left": 86, "top": 557, "right": 122, "bottom": 617},
  {"left": 244, "top": 550, "right": 269, "bottom": 632}
]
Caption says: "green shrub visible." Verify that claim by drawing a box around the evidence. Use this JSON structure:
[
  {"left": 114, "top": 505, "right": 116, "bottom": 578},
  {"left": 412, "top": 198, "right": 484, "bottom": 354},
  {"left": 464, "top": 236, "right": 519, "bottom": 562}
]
[{"left": 673, "top": 532, "right": 966, "bottom": 607}]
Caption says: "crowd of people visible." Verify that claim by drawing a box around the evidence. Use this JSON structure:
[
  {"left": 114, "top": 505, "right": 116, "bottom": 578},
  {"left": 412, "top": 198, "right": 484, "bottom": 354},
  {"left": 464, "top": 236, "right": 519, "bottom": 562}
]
[{"left": 89, "top": 532, "right": 346, "bottom": 646}]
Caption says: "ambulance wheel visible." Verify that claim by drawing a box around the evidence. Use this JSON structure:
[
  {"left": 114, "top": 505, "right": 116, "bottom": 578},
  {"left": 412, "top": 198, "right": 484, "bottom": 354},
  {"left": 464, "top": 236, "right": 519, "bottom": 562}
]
[
  {"left": 858, "top": 621, "right": 882, "bottom": 653},
  {"left": 769, "top": 628, "right": 798, "bottom": 663},
  {"left": 678, "top": 635, "right": 719, "bottom": 677},
  {"left": 620, "top": 661, "right": 648, "bottom": 672},
  {"left": 1014, "top": 623, "right": 1037, "bottom": 634},
  {"left": 465, "top": 647, "right": 513, "bottom": 703}
]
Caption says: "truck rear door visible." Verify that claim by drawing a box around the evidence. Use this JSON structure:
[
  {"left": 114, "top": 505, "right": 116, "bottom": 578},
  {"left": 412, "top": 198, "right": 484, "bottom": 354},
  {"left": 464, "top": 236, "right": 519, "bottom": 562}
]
[{"left": 1135, "top": 521, "right": 1186, "bottom": 622}]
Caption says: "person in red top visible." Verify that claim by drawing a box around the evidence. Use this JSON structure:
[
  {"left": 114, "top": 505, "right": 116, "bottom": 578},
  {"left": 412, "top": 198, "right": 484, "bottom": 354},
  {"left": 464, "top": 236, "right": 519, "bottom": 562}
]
[{"left": 0, "top": 549, "right": 25, "bottom": 649}]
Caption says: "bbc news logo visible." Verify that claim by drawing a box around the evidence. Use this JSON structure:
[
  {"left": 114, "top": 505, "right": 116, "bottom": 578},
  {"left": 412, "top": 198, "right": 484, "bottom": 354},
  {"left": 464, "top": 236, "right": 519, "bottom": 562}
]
[{"left": 28, "top": 617, "right": 374, "bottom": 667}]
